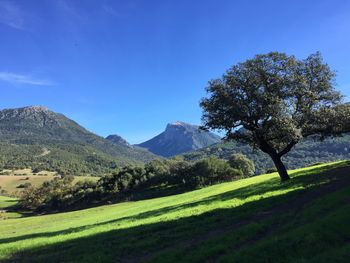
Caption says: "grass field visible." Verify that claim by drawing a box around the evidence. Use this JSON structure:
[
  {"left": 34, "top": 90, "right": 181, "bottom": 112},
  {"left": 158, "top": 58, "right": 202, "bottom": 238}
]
[
  {"left": 0, "top": 196, "right": 18, "bottom": 210},
  {"left": 0, "top": 161, "right": 349, "bottom": 262},
  {"left": 0, "top": 173, "right": 99, "bottom": 196},
  {"left": 0, "top": 196, "right": 21, "bottom": 220}
]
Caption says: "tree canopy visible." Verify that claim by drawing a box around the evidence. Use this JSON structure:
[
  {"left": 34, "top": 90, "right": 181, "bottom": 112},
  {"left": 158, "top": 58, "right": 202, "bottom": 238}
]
[
  {"left": 228, "top": 153, "right": 255, "bottom": 176},
  {"left": 201, "top": 52, "right": 350, "bottom": 181}
]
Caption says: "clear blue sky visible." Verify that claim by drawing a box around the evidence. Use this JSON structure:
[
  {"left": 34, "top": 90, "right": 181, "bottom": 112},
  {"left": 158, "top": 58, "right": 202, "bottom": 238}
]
[{"left": 0, "top": 0, "right": 349, "bottom": 143}]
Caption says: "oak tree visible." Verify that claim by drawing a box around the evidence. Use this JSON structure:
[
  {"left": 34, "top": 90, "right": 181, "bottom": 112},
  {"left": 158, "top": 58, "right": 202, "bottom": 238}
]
[{"left": 201, "top": 52, "right": 350, "bottom": 181}]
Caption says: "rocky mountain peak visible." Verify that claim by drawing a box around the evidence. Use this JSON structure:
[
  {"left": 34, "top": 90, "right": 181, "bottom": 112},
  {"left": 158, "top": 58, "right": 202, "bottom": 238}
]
[
  {"left": 0, "top": 105, "right": 58, "bottom": 123},
  {"left": 106, "top": 134, "right": 131, "bottom": 147},
  {"left": 137, "top": 121, "right": 221, "bottom": 157}
]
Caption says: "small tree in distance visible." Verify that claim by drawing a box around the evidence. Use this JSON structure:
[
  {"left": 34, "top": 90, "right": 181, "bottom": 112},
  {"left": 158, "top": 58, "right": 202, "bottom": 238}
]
[
  {"left": 201, "top": 52, "right": 350, "bottom": 181},
  {"left": 228, "top": 153, "right": 255, "bottom": 177}
]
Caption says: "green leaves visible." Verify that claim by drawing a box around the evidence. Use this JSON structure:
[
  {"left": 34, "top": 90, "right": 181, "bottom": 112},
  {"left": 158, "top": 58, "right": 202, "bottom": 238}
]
[{"left": 201, "top": 52, "right": 348, "bottom": 180}]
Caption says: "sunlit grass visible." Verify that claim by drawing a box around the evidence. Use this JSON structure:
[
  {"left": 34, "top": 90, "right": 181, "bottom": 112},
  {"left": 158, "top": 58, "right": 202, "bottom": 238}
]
[{"left": 0, "top": 160, "right": 349, "bottom": 262}]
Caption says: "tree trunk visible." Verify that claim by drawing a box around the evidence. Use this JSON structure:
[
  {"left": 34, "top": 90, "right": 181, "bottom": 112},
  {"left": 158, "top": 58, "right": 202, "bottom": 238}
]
[{"left": 270, "top": 154, "right": 290, "bottom": 182}]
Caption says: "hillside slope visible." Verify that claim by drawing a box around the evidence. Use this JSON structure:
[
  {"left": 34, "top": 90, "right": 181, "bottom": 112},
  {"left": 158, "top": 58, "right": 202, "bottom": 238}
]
[
  {"left": 0, "top": 161, "right": 349, "bottom": 262},
  {"left": 137, "top": 121, "right": 221, "bottom": 157},
  {"left": 0, "top": 106, "right": 157, "bottom": 175}
]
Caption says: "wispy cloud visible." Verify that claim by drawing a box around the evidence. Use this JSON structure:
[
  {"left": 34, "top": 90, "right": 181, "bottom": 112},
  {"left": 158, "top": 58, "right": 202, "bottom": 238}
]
[
  {"left": 0, "top": 72, "right": 54, "bottom": 86},
  {"left": 0, "top": 1, "right": 24, "bottom": 30}
]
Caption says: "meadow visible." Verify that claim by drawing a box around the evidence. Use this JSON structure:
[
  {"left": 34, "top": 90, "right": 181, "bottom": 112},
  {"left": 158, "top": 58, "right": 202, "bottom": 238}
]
[
  {"left": 0, "top": 161, "right": 349, "bottom": 262},
  {"left": 0, "top": 170, "right": 98, "bottom": 196}
]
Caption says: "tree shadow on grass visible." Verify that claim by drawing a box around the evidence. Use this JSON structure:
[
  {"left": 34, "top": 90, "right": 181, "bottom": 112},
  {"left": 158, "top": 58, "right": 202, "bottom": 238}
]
[
  {"left": 2, "top": 163, "right": 350, "bottom": 262},
  {"left": 1, "top": 163, "right": 349, "bottom": 245},
  {"left": 3, "top": 183, "right": 350, "bottom": 263},
  {"left": 0, "top": 199, "right": 33, "bottom": 219}
]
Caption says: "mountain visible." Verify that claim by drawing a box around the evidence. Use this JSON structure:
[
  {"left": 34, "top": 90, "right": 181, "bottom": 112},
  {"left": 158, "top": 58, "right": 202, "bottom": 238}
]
[
  {"left": 137, "top": 121, "right": 221, "bottom": 157},
  {"left": 106, "top": 134, "right": 131, "bottom": 147},
  {"left": 181, "top": 134, "right": 350, "bottom": 174},
  {"left": 0, "top": 106, "right": 157, "bottom": 175}
]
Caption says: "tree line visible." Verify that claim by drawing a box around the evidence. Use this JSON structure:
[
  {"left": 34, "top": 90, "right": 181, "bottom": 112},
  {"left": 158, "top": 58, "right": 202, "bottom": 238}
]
[{"left": 20, "top": 154, "right": 254, "bottom": 212}]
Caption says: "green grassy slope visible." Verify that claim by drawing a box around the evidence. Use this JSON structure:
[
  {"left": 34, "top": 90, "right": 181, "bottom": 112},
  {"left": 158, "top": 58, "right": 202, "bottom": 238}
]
[
  {"left": 0, "top": 196, "right": 21, "bottom": 219},
  {"left": 0, "top": 196, "right": 17, "bottom": 210},
  {"left": 0, "top": 161, "right": 349, "bottom": 262}
]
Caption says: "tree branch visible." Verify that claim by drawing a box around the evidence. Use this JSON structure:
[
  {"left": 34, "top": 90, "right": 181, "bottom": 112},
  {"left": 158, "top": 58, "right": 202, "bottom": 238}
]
[{"left": 278, "top": 141, "right": 297, "bottom": 157}]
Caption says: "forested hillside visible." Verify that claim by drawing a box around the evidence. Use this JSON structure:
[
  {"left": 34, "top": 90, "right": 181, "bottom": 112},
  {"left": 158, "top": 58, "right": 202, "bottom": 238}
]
[
  {"left": 182, "top": 135, "right": 350, "bottom": 173},
  {"left": 0, "top": 106, "right": 157, "bottom": 175}
]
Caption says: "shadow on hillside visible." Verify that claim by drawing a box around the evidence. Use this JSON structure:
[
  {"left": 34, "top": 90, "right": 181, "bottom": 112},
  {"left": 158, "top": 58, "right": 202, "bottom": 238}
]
[
  {"left": 130, "top": 161, "right": 350, "bottom": 202},
  {"left": 130, "top": 184, "right": 193, "bottom": 201},
  {"left": 0, "top": 199, "right": 33, "bottom": 219},
  {"left": 15, "top": 161, "right": 349, "bottom": 217},
  {"left": 1, "top": 164, "right": 349, "bottom": 244},
  {"left": 2, "top": 163, "right": 350, "bottom": 262}
]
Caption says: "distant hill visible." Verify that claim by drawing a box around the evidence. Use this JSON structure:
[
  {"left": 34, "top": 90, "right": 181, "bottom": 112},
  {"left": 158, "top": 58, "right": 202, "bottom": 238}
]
[
  {"left": 181, "top": 134, "right": 350, "bottom": 174},
  {"left": 106, "top": 134, "right": 131, "bottom": 147},
  {"left": 0, "top": 106, "right": 157, "bottom": 175},
  {"left": 137, "top": 121, "right": 221, "bottom": 157}
]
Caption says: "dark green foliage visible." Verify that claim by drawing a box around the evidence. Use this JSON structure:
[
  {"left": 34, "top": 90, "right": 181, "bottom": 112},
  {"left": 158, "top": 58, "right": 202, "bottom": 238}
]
[
  {"left": 181, "top": 134, "right": 350, "bottom": 174},
  {"left": 20, "top": 176, "right": 99, "bottom": 211},
  {"left": 99, "top": 165, "right": 148, "bottom": 193},
  {"left": 20, "top": 157, "right": 244, "bottom": 211},
  {"left": 0, "top": 143, "right": 121, "bottom": 176},
  {"left": 228, "top": 153, "right": 255, "bottom": 176},
  {"left": 200, "top": 52, "right": 350, "bottom": 181},
  {"left": 188, "top": 157, "right": 242, "bottom": 187},
  {"left": 32, "top": 168, "right": 40, "bottom": 174}
]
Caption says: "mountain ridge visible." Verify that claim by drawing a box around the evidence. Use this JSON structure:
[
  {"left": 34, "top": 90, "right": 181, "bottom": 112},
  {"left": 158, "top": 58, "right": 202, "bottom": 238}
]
[
  {"left": 0, "top": 106, "right": 157, "bottom": 175},
  {"left": 137, "top": 121, "right": 221, "bottom": 157}
]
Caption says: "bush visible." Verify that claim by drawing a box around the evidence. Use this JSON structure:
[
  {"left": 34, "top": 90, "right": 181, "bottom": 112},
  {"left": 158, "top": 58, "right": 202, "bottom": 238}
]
[
  {"left": 20, "top": 176, "right": 98, "bottom": 211},
  {"left": 32, "top": 168, "right": 40, "bottom": 174},
  {"left": 17, "top": 182, "right": 32, "bottom": 189},
  {"left": 189, "top": 157, "right": 243, "bottom": 187},
  {"left": 228, "top": 153, "right": 255, "bottom": 176}
]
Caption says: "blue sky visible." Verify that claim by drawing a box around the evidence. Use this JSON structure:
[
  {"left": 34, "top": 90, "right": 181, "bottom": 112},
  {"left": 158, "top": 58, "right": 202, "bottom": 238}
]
[{"left": 0, "top": 0, "right": 349, "bottom": 143}]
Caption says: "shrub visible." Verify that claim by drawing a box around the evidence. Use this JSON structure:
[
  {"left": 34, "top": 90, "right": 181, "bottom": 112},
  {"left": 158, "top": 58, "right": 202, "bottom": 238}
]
[
  {"left": 17, "top": 182, "right": 32, "bottom": 189},
  {"left": 189, "top": 157, "right": 243, "bottom": 187},
  {"left": 228, "top": 153, "right": 255, "bottom": 176},
  {"left": 32, "top": 168, "right": 40, "bottom": 174}
]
